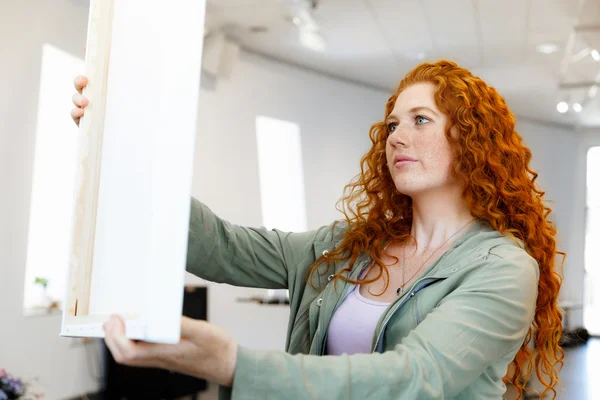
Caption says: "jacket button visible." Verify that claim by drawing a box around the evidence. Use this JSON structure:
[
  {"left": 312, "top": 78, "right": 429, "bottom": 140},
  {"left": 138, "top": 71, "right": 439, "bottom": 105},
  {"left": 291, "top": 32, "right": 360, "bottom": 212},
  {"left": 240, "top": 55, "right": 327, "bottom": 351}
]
[
  {"left": 316, "top": 298, "right": 323, "bottom": 306},
  {"left": 410, "top": 292, "right": 415, "bottom": 297},
  {"left": 322, "top": 250, "right": 329, "bottom": 257},
  {"left": 328, "top": 274, "right": 334, "bottom": 282}
]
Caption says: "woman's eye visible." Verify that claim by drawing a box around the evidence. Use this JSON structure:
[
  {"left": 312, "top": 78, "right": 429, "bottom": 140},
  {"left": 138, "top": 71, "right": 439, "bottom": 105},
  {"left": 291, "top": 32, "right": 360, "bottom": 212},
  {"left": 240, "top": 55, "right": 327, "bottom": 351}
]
[
  {"left": 387, "top": 123, "right": 398, "bottom": 133},
  {"left": 415, "top": 115, "right": 430, "bottom": 125}
]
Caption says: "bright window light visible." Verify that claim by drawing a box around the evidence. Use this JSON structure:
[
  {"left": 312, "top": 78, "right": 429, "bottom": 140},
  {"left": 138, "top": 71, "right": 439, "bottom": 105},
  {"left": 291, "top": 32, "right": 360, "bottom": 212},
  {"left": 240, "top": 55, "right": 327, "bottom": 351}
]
[
  {"left": 587, "top": 147, "right": 600, "bottom": 208},
  {"left": 255, "top": 116, "right": 307, "bottom": 233},
  {"left": 591, "top": 49, "right": 600, "bottom": 62},
  {"left": 584, "top": 147, "right": 600, "bottom": 334},
  {"left": 256, "top": 116, "right": 307, "bottom": 300},
  {"left": 23, "top": 44, "right": 83, "bottom": 312}
]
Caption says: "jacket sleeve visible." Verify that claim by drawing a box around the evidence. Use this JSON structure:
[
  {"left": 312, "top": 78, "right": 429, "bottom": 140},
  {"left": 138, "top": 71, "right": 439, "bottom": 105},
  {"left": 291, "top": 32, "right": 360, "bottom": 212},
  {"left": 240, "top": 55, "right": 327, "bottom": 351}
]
[
  {"left": 185, "top": 197, "right": 328, "bottom": 289},
  {"left": 228, "top": 247, "right": 539, "bottom": 399}
]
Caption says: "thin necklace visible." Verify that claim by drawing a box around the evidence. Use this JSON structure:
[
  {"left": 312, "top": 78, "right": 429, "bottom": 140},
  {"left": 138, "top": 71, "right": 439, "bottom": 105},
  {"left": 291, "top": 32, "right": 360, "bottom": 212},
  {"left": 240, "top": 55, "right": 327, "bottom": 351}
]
[{"left": 396, "top": 219, "right": 476, "bottom": 295}]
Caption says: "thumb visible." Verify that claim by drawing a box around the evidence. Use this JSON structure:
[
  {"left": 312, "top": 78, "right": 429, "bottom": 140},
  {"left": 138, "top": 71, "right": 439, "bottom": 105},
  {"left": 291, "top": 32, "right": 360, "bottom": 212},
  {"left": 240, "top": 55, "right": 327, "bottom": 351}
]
[
  {"left": 104, "top": 314, "right": 126, "bottom": 335},
  {"left": 180, "top": 316, "right": 204, "bottom": 339}
]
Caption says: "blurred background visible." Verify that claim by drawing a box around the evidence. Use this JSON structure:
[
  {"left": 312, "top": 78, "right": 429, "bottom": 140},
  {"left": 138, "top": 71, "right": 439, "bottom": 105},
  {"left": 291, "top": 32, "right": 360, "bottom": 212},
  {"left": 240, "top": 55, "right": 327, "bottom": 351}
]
[{"left": 1, "top": 0, "right": 600, "bottom": 398}]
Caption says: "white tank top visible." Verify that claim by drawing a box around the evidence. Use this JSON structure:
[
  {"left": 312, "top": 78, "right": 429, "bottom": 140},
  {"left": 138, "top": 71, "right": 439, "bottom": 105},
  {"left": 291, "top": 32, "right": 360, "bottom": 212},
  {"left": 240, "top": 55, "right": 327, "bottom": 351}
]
[{"left": 326, "top": 283, "right": 391, "bottom": 356}]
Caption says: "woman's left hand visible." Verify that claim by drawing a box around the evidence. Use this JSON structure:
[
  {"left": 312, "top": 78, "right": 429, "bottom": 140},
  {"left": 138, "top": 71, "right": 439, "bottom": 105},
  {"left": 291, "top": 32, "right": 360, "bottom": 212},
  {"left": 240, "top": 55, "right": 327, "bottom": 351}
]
[{"left": 103, "top": 315, "right": 237, "bottom": 387}]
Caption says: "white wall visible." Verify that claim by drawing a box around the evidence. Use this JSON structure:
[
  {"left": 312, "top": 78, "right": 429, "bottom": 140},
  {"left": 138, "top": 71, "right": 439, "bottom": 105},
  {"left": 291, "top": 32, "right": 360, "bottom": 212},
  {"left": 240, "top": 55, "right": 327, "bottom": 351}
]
[
  {"left": 514, "top": 119, "right": 583, "bottom": 327},
  {"left": 192, "top": 52, "right": 382, "bottom": 231}
]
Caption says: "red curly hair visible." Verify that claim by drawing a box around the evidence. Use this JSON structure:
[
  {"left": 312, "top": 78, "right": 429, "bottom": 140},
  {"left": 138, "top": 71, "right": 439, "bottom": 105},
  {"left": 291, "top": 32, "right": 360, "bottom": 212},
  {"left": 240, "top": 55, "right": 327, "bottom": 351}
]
[{"left": 307, "top": 60, "right": 564, "bottom": 398}]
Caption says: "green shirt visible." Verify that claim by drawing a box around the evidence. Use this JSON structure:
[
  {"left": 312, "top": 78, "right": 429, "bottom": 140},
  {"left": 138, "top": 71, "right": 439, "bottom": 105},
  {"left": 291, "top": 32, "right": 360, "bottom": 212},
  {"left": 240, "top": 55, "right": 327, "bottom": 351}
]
[{"left": 186, "top": 198, "right": 539, "bottom": 399}]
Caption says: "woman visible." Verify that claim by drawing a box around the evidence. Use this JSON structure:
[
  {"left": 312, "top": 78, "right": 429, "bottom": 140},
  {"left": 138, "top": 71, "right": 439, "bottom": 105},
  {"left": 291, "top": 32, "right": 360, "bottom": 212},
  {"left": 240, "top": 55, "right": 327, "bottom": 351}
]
[{"left": 71, "top": 60, "right": 564, "bottom": 399}]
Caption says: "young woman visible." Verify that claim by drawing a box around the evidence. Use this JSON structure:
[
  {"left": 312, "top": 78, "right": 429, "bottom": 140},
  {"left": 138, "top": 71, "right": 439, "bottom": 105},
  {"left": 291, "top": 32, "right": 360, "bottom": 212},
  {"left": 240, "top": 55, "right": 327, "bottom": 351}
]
[{"left": 72, "top": 60, "right": 564, "bottom": 399}]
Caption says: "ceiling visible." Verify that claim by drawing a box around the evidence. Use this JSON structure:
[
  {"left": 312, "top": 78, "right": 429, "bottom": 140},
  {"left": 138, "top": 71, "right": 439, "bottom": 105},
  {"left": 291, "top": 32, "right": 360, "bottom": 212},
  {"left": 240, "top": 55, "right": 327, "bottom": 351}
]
[{"left": 205, "top": 0, "right": 600, "bottom": 127}]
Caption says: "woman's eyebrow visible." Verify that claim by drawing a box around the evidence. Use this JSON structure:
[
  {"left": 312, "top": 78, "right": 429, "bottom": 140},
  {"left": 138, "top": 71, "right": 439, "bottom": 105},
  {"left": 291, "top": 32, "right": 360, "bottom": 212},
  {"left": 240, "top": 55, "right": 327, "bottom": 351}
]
[
  {"left": 409, "top": 106, "right": 439, "bottom": 117},
  {"left": 386, "top": 106, "right": 440, "bottom": 123}
]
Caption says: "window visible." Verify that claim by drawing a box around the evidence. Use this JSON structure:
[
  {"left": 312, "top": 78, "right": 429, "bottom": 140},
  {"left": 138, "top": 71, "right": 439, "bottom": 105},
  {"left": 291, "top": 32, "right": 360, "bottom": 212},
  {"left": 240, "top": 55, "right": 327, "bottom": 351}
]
[
  {"left": 255, "top": 116, "right": 307, "bottom": 232},
  {"left": 23, "top": 44, "right": 83, "bottom": 313},
  {"left": 584, "top": 146, "right": 600, "bottom": 334},
  {"left": 255, "top": 116, "right": 307, "bottom": 300}
]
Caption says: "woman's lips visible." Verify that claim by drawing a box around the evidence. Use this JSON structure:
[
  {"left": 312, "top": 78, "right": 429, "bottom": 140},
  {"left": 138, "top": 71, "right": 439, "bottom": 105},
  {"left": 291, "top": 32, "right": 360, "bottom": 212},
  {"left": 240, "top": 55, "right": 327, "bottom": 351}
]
[{"left": 395, "top": 160, "right": 416, "bottom": 167}]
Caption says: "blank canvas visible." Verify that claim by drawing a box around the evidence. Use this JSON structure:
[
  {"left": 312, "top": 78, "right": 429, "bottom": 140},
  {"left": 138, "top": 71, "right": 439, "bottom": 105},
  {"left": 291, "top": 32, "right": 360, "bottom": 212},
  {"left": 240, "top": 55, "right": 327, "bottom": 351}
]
[{"left": 61, "top": 0, "right": 206, "bottom": 344}]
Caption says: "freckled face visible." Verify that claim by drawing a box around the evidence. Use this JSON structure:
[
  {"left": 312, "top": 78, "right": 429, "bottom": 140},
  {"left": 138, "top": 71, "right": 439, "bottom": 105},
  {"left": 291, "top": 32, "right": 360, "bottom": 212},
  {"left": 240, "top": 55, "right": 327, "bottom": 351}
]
[{"left": 385, "top": 82, "right": 458, "bottom": 196}]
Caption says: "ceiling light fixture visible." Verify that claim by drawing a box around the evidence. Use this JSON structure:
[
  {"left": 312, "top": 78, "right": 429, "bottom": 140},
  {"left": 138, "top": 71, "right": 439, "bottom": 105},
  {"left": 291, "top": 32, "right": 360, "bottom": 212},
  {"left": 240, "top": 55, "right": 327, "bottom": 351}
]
[
  {"left": 592, "top": 49, "right": 600, "bottom": 62},
  {"left": 536, "top": 43, "right": 559, "bottom": 54},
  {"left": 571, "top": 47, "right": 592, "bottom": 62},
  {"left": 573, "top": 103, "right": 583, "bottom": 113},
  {"left": 299, "top": 30, "right": 326, "bottom": 53},
  {"left": 283, "top": 1, "right": 327, "bottom": 53},
  {"left": 556, "top": 101, "right": 569, "bottom": 113}
]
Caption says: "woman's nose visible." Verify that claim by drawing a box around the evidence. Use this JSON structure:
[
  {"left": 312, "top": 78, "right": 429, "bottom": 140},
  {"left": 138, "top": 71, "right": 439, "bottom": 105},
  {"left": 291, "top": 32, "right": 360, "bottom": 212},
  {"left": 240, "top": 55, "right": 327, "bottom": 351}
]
[{"left": 389, "top": 125, "right": 409, "bottom": 147}]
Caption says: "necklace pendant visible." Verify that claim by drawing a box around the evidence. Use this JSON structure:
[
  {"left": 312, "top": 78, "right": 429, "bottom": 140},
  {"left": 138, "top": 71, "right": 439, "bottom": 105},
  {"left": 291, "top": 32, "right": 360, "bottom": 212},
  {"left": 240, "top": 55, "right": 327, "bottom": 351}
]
[{"left": 396, "top": 287, "right": 403, "bottom": 295}]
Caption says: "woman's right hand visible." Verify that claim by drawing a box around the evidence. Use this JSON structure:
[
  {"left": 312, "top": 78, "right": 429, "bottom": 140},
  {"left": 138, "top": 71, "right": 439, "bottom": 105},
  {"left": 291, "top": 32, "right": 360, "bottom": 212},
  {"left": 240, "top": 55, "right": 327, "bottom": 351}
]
[{"left": 71, "top": 75, "right": 89, "bottom": 126}]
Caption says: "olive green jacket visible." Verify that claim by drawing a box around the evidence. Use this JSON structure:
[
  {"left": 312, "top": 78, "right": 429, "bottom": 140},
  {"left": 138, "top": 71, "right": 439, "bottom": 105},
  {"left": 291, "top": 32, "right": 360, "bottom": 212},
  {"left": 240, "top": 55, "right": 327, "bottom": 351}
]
[{"left": 186, "top": 198, "right": 539, "bottom": 399}]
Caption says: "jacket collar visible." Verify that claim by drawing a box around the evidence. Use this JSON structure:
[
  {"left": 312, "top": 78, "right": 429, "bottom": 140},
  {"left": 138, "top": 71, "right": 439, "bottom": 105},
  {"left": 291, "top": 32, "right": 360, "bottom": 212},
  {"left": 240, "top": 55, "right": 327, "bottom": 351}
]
[{"left": 325, "top": 218, "right": 507, "bottom": 281}]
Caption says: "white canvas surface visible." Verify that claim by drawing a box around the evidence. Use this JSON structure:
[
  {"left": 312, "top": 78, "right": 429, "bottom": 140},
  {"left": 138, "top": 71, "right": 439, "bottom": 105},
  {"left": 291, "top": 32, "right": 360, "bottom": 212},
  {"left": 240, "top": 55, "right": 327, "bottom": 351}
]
[{"left": 61, "top": 0, "right": 206, "bottom": 343}]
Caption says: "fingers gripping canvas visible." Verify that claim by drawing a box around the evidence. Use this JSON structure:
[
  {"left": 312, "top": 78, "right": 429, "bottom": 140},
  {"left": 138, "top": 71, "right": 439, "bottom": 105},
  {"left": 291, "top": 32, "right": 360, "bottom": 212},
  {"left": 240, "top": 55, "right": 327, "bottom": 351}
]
[{"left": 61, "top": 0, "right": 206, "bottom": 344}]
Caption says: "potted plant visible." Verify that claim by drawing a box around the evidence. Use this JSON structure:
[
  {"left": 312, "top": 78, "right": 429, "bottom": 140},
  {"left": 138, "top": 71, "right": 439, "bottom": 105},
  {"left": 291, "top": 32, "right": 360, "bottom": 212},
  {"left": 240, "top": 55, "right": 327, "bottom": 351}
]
[{"left": 32, "top": 277, "right": 52, "bottom": 311}]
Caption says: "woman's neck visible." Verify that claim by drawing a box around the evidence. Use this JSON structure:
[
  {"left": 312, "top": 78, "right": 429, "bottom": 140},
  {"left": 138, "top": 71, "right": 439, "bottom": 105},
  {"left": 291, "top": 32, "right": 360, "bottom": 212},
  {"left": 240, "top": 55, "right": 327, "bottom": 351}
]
[{"left": 408, "top": 187, "right": 474, "bottom": 252}]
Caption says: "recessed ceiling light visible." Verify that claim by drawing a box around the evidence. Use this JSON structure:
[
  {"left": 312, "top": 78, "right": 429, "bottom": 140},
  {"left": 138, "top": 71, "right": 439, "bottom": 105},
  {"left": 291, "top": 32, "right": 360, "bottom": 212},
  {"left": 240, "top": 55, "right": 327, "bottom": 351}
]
[
  {"left": 592, "top": 49, "right": 600, "bottom": 61},
  {"left": 557, "top": 101, "right": 568, "bottom": 113},
  {"left": 573, "top": 103, "right": 582, "bottom": 113},
  {"left": 536, "top": 43, "right": 559, "bottom": 54},
  {"left": 299, "top": 30, "right": 326, "bottom": 53}
]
